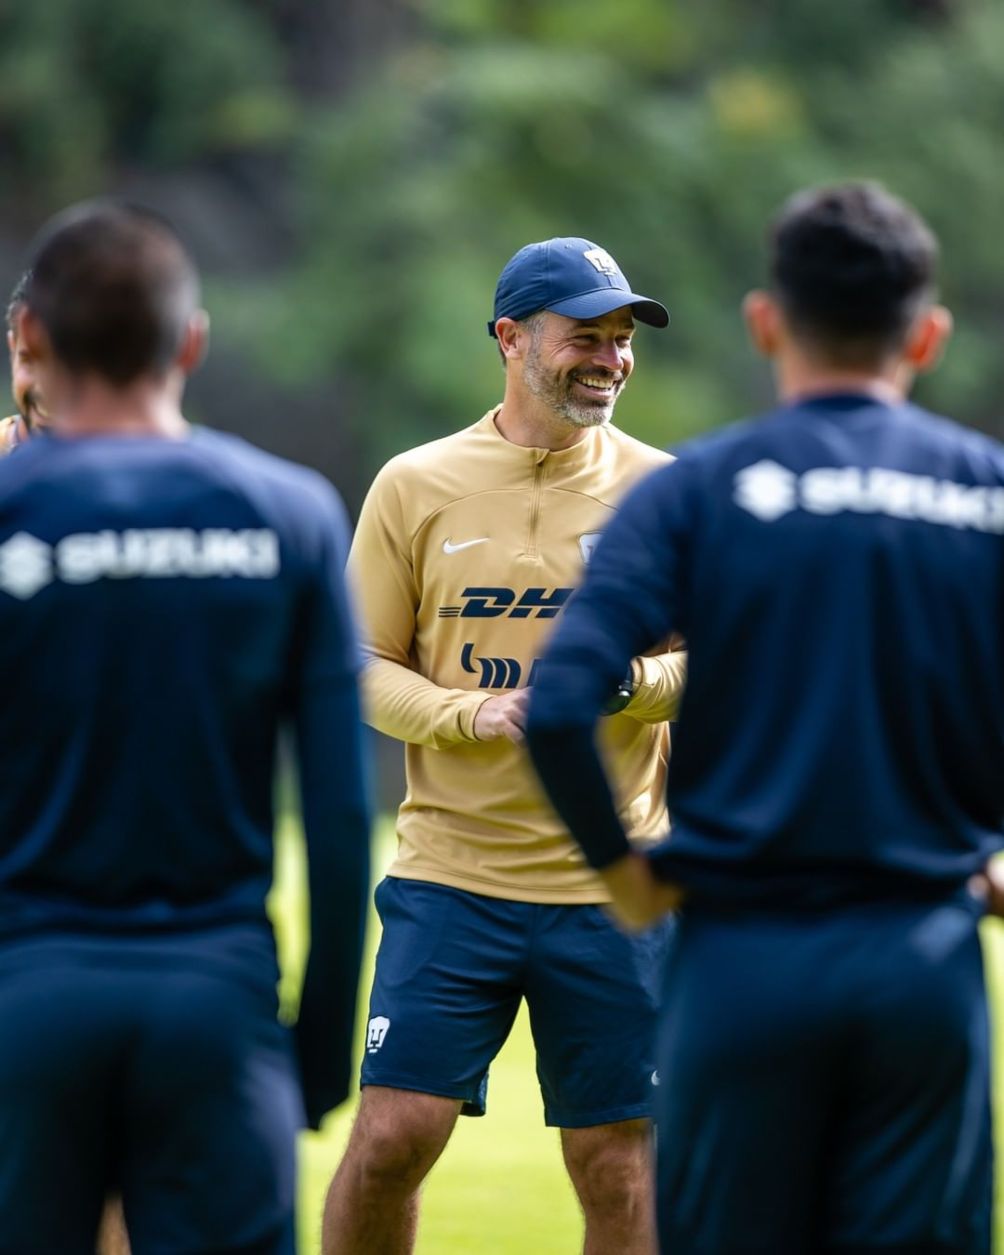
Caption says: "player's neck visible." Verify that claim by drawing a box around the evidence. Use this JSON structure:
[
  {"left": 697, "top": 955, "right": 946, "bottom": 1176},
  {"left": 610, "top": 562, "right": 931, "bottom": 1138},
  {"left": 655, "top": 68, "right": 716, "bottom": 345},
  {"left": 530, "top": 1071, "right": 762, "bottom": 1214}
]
[
  {"left": 494, "top": 395, "right": 591, "bottom": 452},
  {"left": 774, "top": 352, "right": 908, "bottom": 408},
  {"left": 44, "top": 376, "right": 190, "bottom": 439}
]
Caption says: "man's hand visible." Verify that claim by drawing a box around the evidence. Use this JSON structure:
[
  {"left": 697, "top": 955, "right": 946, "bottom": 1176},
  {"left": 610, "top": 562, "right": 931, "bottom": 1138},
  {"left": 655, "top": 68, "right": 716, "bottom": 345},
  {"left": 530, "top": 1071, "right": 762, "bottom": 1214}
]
[
  {"left": 474, "top": 689, "right": 531, "bottom": 743},
  {"left": 972, "top": 856, "right": 1004, "bottom": 918},
  {"left": 599, "top": 851, "right": 683, "bottom": 931},
  {"left": 0, "top": 415, "right": 27, "bottom": 452}
]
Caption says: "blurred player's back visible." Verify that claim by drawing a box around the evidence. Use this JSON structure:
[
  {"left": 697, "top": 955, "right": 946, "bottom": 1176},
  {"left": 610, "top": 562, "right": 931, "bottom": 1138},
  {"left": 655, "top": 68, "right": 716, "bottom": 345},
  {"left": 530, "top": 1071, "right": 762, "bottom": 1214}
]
[
  {"left": 0, "top": 429, "right": 338, "bottom": 930},
  {"left": 528, "top": 182, "right": 1001, "bottom": 1255},
  {"left": 0, "top": 201, "right": 370, "bottom": 1255},
  {"left": 636, "top": 396, "right": 1004, "bottom": 902}
]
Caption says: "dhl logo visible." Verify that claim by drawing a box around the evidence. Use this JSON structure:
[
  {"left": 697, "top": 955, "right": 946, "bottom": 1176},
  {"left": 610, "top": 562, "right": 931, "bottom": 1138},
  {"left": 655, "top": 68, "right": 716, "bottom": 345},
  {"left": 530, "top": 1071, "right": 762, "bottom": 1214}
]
[{"left": 438, "top": 586, "right": 573, "bottom": 619}]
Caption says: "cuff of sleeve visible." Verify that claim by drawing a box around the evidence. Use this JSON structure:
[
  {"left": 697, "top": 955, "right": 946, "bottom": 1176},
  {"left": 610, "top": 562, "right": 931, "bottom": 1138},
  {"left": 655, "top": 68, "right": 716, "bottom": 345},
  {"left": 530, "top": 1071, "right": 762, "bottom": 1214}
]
[
  {"left": 626, "top": 652, "right": 687, "bottom": 721},
  {"left": 581, "top": 828, "right": 634, "bottom": 871},
  {"left": 458, "top": 691, "right": 494, "bottom": 742}
]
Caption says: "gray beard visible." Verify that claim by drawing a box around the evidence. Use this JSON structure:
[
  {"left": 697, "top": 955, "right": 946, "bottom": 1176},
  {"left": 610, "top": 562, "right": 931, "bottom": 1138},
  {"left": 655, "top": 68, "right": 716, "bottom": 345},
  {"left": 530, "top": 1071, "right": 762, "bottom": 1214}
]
[{"left": 522, "top": 354, "right": 621, "bottom": 428}]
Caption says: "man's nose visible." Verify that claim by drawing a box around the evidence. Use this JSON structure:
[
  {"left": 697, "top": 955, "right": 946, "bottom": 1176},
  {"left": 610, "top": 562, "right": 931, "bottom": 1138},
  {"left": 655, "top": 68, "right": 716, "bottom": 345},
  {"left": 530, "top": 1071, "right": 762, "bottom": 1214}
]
[{"left": 591, "top": 340, "right": 626, "bottom": 372}]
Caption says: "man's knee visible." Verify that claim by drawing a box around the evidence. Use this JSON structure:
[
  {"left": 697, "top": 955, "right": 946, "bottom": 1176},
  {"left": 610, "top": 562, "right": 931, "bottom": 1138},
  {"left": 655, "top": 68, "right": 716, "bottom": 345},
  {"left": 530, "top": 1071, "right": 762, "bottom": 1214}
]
[
  {"left": 561, "top": 1120, "right": 653, "bottom": 1214},
  {"left": 340, "top": 1087, "right": 460, "bottom": 1195}
]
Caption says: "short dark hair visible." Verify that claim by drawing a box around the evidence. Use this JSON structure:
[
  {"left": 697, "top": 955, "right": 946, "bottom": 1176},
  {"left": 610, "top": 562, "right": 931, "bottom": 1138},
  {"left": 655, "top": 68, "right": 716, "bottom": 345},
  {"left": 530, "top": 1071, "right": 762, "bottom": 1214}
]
[
  {"left": 769, "top": 182, "right": 938, "bottom": 367},
  {"left": 5, "top": 272, "right": 29, "bottom": 333},
  {"left": 23, "top": 201, "right": 199, "bottom": 385}
]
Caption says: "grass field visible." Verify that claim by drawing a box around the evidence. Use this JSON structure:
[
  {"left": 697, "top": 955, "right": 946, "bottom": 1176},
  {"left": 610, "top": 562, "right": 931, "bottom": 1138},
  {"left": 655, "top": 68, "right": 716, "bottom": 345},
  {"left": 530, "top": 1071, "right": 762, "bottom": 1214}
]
[{"left": 271, "top": 819, "right": 1004, "bottom": 1254}]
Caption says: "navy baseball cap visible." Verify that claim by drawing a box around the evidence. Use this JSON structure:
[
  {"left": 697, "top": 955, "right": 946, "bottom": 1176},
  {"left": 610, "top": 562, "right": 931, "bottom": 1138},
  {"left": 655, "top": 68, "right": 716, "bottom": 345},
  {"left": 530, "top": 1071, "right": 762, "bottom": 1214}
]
[{"left": 488, "top": 237, "right": 669, "bottom": 337}]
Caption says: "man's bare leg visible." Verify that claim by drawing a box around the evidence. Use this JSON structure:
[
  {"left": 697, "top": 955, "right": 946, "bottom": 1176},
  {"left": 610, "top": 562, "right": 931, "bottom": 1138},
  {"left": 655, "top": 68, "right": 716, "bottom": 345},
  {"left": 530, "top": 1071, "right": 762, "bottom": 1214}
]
[
  {"left": 561, "top": 1119, "right": 657, "bottom": 1255},
  {"left": 96, "top": 1196, "right": 130, "bottom": 1255},
  {"left": 322, "top": 1087, "right": 461, "bottom": 1255}
]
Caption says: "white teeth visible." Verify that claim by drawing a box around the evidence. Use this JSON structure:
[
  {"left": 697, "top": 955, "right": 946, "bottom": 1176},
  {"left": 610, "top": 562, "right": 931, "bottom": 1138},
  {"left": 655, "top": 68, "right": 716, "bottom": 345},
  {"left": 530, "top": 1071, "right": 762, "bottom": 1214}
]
[{"left": 577, "top": 376, "right": 617, "bottom": 390}]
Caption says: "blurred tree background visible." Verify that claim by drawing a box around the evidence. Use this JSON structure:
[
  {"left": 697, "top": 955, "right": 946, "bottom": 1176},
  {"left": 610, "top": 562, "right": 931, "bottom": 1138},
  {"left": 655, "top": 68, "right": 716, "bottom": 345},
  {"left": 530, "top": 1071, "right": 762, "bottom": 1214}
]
[{"left": 0, "top": 0, "right": 1000, "bottom": 513}]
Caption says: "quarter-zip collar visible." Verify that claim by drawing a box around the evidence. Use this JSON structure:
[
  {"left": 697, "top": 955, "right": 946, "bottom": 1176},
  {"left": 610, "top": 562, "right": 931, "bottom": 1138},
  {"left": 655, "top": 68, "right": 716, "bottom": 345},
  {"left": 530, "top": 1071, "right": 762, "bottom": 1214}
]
[{"left": 477, "top": 405, "right": 610, "bottom": 475}]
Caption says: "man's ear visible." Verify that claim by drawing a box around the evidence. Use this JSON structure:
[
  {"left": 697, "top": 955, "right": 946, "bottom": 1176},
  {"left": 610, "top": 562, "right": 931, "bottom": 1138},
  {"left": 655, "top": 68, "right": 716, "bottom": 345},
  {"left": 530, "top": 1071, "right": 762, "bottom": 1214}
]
[
  {"left": 903, "top": 304, "right": 952, "bottom": 375},
  {"left": 742, "top": 290, "right": 783, "bottom": 359},
  {"left": 176, "top": 309, "right": 209, "bottom": 375},
  {"left": 494, "top": 317, "right": 524, "bottom": 362}
]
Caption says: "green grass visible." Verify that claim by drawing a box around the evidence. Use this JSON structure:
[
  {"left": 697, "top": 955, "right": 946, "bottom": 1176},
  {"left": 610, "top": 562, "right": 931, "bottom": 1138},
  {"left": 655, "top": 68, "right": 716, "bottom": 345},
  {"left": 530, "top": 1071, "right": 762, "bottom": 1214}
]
[{"left": 272, "top": 819, "right": 1004, "bottom": 1254}]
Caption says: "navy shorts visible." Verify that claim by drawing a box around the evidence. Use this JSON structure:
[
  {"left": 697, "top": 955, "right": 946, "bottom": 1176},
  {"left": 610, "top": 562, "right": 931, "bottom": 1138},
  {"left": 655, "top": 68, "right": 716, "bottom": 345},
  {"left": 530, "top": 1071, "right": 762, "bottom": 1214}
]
[
  {"left": 360, "top": 876, "right": 672, "bottom": 1127},
  {"left": 0, "top": 926, "right": 302, "bottom": 1255},
  {"left": 654, "top": 895, "right": 992, "bottom": 1255}
]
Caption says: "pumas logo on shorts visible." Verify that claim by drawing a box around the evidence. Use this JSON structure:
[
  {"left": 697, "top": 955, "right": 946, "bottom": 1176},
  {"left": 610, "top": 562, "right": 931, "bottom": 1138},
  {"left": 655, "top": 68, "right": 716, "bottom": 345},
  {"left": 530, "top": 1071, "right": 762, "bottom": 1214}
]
[{"left": 366, "top": 1015, "right": 391, "bottom": 1054}]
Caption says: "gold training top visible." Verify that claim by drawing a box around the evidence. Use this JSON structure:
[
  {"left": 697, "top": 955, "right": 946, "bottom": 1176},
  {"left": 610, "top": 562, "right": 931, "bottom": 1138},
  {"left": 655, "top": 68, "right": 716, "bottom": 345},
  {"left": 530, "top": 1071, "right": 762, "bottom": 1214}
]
[{"left": 349, "top": 408, "right": 687, "bottom": 903}]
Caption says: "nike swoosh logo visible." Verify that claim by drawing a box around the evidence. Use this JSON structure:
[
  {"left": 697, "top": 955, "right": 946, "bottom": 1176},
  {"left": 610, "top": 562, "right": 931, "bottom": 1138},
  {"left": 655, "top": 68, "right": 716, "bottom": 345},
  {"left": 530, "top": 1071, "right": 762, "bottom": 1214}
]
[{"left": 443, "top": 537, "right": 489, "bottom": 554}]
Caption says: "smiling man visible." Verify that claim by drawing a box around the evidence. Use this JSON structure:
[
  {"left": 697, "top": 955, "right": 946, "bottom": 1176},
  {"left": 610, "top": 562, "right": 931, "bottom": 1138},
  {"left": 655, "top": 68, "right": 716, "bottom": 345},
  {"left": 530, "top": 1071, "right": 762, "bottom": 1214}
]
[
  {"left": 322, "top": 238, "right": 686, "bottom": 1255},
  {"left": 1, "top": 274, "right": 50, "bottom": 450}
]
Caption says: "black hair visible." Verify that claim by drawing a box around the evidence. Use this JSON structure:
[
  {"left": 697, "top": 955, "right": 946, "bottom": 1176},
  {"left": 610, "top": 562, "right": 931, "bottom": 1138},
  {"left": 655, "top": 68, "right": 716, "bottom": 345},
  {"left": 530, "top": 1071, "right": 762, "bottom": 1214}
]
[
  {"left": 22, "top": 200, "right": 199, "bottom": 385},
  {"left": 5, "top": 271, "right": 29, "bottom": 333},
  {"left": 770, "top": 181, "right": 938, "bottom": 367}
]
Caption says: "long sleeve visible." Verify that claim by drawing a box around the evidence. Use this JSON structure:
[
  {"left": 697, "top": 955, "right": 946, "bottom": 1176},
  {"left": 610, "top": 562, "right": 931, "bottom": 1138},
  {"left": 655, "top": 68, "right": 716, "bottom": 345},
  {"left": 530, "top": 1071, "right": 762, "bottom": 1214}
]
[
  {"left": 349, "top": 463, "right": 487, "bottom": 748},
  {"left": 626, "top": 650, "right": 688, "bottom": 723},
  {"left": 359, "top": 656, "right": 488, "bottom": 748},
  {"left": 291, "top": 492, "right": 372, "bottom": 1129}
]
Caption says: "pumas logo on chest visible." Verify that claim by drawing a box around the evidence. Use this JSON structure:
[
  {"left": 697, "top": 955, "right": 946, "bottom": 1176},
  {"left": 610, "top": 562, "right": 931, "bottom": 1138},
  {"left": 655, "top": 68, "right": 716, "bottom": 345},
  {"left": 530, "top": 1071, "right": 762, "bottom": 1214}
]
[
  {"left": 443, "top": 537, "right": 489, "bottom": 554},
  {"left": 578, "top": 532, "right": 603, "bottom": 563}
]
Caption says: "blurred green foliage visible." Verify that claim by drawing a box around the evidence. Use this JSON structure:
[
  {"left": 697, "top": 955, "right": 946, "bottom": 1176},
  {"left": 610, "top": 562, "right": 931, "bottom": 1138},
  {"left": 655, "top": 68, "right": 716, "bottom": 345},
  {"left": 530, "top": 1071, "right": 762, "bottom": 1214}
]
[
  {"left": 1, "top": 0, "right": 1001, "bottom": 493},
  {"left": 275, "top": 0, "right": 1004, "bottom": 478},
  {"left": 0, "top": 0, "right": 294, "bottom": 200}
]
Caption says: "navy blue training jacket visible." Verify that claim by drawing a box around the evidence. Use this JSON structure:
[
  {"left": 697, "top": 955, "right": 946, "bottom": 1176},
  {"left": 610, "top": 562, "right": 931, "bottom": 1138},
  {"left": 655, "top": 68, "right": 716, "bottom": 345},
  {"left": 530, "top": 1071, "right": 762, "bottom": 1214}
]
[
  {"left": 0, "top": 426, "right": 370, "bottom": 1122},
  {"left": 528, "top": 394, "right": 1004, "bottom": 907}
]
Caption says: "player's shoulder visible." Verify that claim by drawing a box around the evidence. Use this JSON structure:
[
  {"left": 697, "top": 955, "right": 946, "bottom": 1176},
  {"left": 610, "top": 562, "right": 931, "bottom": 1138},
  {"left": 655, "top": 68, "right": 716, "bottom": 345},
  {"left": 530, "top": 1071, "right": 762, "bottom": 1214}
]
[
  {"left": 189, "top": 428, "right": 349, "bottom": 543},
  {"left": 903, "top": 403, "right": 1004, "bottom": 480},
  {"left": 602, "top": 423, "right": 675, "bottom": 472},
  {"left": 621, "top": 414, "right": 758, "bottom": 494},
  {"left": 363, "top": 412, "right": 499, "bottom": 515},
  {"left": 191, "top": 428, "right": 335, "bottom": 499},
  {"left": 652, "top": 398, "right": 1004, "bottom": 493}
]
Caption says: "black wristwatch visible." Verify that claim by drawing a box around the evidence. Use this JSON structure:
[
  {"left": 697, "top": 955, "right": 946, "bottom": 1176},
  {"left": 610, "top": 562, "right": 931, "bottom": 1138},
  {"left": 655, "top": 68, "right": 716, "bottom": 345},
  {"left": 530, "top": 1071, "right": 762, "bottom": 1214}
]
[{"left": 602, "top": 667, "right": 636, "bottom": 716}]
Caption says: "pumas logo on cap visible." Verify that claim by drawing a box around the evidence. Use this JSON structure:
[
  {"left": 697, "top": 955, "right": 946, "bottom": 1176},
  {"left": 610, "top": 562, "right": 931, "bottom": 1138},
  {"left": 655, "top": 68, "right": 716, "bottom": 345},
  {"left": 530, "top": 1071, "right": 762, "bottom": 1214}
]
[{"left": 583, "top": 247, "right": 619, "bottom": 276}]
